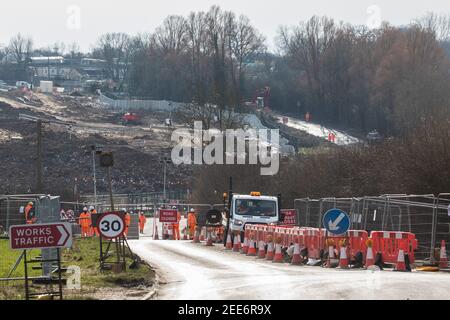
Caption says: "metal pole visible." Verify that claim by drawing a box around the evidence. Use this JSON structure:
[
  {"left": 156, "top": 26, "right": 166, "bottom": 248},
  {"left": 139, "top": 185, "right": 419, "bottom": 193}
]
[
  {"left": 163, "top": 161, "right": 167, "bottom": 203},
  {"left": 36, "top": 120, "right": 43, "bottom": 194},
  {"left": 24, "top": 250, "right": 29, "bottom": 300},
  {"left": 107, "top": 167, "right": 115, "bottom": 212},
  {"left": 57, "top": 248, "right": 63, "bottom": 300},
  {"left": 92, "top": 150, "right": 97, "bottom": 205}
]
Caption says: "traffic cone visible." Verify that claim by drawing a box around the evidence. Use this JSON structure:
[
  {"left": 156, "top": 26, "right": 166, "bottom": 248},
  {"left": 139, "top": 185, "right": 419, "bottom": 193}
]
[
  {"left": 439, "top": 240, "right": 448, "bottom": 269},
  {"left": 241, "top": 236, "right": 249, "bottom": 254},
  {"left": 163, "top": 224, "right": 169, "bottom": 240},
  {"left": 291, "top": 242, "right": 301, "bottom": 265},
  {"left": 233, "top": 233, "right": 241, "bottom": 252},
  {"left": 200, "top": 227, "right": 205, "bottom": 241},
  {"left": 366, "top": 246, "right": 375, "bottom": 268},
  {"left": 225, "top": 233, "right": 233, "bottom": 250},
  {"left": 168, "top": 226, "right": 173, "bottom": 240},
  {"left": 154, "top": 224, "right": 159, "bottom": 240},
  {"left": 325, "top": 243, "right": 335, "bottom": 268},
  {"left": 338, "top": 246, "right": 349, "bottom": 269},
  {"left": 247, "top": 238, "right": 257, "bottom": 256},
  {"left": 183, "top": 226, "right": 188, "bottom": 240},
  {"left": 273, "top": 243, "right": 283, "bottom": 263},
  {"left": 258, "top": 241, "right": 266, "bottom": 259},
  {"left": 394, "top": 249, "right": 407, "bottom": 271},
  {"left": 266, "top": 242, "right": 274, "bottom": 260},
  {"left": 192, "top": 228, "right": 200, "bottom": 243}
]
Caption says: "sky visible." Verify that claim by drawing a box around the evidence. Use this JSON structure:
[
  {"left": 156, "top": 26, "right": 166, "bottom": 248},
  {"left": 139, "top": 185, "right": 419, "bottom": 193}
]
[{"left": 0, "top": 0, "right": 449, "bottom": 52}]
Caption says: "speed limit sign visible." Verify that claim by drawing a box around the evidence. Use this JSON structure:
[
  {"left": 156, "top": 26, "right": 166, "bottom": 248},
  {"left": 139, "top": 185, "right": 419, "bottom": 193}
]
[{"left": 98, "top": 212, "right": 125, "bottom": 239}]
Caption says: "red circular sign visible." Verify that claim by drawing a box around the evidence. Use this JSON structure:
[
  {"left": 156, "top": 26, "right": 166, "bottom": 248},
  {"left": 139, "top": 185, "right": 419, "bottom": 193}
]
[{"left": 98, "top": 212, "right": 125, "bottom": 239}]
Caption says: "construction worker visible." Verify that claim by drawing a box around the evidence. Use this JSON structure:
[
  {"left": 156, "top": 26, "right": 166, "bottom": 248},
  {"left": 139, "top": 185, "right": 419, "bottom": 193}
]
[
  {"left": 78, "top": 207, "right": 91, "bottom": 238},
  {"left": 139, "top": 211, "right": 147, "bottom": 234},
  {"left": 124, "top": 211, "right": 131, "bottom": 237},
  {"left": 89, "top": 206, "right": 99, "bottom": 237},
  {"left": 172, "top": 206, "right": 181, "bottom": 240},
  {"left": 24, "top": 202, "right": 36, "bottom": 224},
  {"left": 187, "top": 208, "right": 197, "bottom": 239}
]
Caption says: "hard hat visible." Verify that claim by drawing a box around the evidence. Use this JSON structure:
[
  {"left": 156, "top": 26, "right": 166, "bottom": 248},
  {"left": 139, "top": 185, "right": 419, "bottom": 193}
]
[
  {"left": 83, "top": 207, "right": 88, "bottom": 211},
  {"left": 28, "top": 202, "right": 33, "bottom": 206},
  {"left": 89, "top": 206, "right": 95, "bottom": 211},
  {"left": 172, "top": 206, "right": 177, "bottom": 209},
  {"left": 190, "top": 208, "right": 195, "bottom": 212}
]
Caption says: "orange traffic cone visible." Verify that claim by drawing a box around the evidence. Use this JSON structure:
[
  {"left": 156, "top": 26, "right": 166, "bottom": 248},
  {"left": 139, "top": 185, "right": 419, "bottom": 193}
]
[
  {"left": 183, "top": 226, "right": 188, "bottom": 240},
  {"left": 325, "top": 244, "right": 335, "bottom": 268},
  {"left": 168, "top": 226, "right": 173, "bottom": 240},
  {"left": 241, "top": 236, "right": 248, "bottom": 254},
  {"left": 247, "top": 238, "right": 256, "bottom": 256},
  {"left": 266, "top": 242, "right": 274, "bottom": 260},
  {"left": 394, "top": 249, "right": 407, "bottom": 271},
  {"left": 200, "top": 227, "right": 205, "bottom": 241},
  {"left": 273, "top": 243, "right": 283, "bottom": 263},
  {"left": 192, "top": 227, "right": 200, "bottom": 243},
  {"left": 439, "top": 240, "right": 448, "bottom": 269},
  {"left": 258, "top": 241, "right": 266, "bottom": 259},
  {"left": 291, "top": 242, "right": 301, "bottom": 265},
  {"left": 366, "top": 246, "right": 375, "bottom": 268},
  {"left": 233, "top": 233, "right": 241, "bottom": 252},
  {"left": 225, "top": 233, "right": 233, "bottom": 250},
  {"left": 338, "top": 246, "right": 349, "bottom": 269}
]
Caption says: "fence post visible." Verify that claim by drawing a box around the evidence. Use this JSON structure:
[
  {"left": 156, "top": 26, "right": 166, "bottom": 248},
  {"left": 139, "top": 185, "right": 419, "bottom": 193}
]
[
  {"left": 6, "top": 198, "right": 10, "bottom": 231},
  {"left": 430, "top": 195, "right": 438, "bottom": 264}
]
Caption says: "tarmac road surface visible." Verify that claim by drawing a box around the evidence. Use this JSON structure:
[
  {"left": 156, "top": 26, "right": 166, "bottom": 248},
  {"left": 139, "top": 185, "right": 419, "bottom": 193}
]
[{"left": 129, "top": 220, "right": 450, "bottom": 300}]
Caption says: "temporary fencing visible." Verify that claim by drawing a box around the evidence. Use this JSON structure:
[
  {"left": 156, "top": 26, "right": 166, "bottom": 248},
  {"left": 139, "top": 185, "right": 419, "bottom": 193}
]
[{"left": 294, "top": 194, "right": 450, "bottom": 262}]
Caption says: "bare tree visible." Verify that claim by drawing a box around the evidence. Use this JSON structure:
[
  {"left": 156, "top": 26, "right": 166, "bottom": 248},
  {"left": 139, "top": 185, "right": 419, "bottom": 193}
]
[
  {"left": 8, "top": 33, "right": 33, "bottom": 64},
  {"left": 154, "top": 15, "right": 188, "bottom": 55}
]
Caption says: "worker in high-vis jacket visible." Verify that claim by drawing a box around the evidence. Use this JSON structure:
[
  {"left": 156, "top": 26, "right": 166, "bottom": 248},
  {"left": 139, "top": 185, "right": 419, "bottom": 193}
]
[
  {"left": 187, "top": 208, "right": 197, "bottom": 239},
  {"left": 79, "top": 207, "right": 91, "bottom": 238},
  {"left": 124, "top": 211, "right": 131, "bottom": 237},
  {"left": 172, "top": 207, "right": 181, "bottom": 240},
  {"left": 89, "top": 206, "right": 99, "bottom": 237},
  {"left": 24, "top": 202, "right": 36, "bottom": 224},
  {"left": 139, "top": 211, "right": 147, "bottom": 234}
]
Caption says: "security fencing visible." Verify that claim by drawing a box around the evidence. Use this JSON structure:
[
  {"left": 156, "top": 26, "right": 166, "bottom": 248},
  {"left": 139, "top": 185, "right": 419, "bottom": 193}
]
[{"left": 294, "top": 193, "right": 450, "bottom": 263}]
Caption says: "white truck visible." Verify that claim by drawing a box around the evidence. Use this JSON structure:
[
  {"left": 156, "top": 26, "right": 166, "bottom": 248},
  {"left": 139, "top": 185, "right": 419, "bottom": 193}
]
[{"left": 223, "top": 187, "right": 281, "bottom": 243}]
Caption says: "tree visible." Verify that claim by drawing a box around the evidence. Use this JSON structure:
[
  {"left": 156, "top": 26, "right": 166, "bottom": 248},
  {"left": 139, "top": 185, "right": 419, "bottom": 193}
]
[{"left": 8, "top": 33, "right": 33, "bottom": 64}]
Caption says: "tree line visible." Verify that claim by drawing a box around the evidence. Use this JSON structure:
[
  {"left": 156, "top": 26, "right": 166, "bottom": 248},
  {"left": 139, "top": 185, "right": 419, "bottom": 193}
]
[{"left": 1, "top": 8, "right": 450, "bottom": 135}]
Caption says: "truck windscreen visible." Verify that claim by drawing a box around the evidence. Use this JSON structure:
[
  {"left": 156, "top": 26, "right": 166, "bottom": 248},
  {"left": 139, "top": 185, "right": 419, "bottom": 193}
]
[{"left": 235, "top": 199, "right": 277, "bottom": 217}]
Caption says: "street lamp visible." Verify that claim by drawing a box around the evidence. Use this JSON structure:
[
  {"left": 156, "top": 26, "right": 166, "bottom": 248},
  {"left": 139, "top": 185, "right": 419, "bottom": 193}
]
[{"left": 160, "top": 156, "right": 172, "bottom": 203}]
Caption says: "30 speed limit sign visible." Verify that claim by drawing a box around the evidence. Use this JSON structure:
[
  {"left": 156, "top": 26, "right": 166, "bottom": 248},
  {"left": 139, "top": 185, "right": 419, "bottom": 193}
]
[{"left": 98, "top": 212, "right": 125, "bottom": 239}]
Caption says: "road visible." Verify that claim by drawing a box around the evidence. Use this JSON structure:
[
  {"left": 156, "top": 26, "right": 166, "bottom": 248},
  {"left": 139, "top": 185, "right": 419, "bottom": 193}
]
[{"left": 129, "top": 220, "right": 450, "bottom": 300}]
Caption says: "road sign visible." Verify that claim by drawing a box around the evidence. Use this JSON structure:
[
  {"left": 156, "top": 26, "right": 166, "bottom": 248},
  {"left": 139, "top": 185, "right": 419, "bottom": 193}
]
[
  {"left": 159, "top": 209, "right": 178, "bottom": 223},
  {"left": 281, "top": 209, "right": 297, "bottom": 225},
  {"left": 9, "top": 223, "right": 72, "bottom": 250},
  {"left": 322, "top": 209, "right": 350, "bottom": 235},
  {"left": 98, "top": 212, "right": 125, "bottom": 239}
]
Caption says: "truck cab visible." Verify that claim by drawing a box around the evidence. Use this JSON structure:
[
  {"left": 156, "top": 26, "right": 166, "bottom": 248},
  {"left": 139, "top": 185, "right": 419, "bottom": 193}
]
[{"left": 224, "top": 192, "right": 280, "bottom": 233}]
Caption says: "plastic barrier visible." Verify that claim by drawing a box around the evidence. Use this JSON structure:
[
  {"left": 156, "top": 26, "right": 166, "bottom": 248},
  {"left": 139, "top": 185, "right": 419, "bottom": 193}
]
[
  {"left": 326, "top": 230, "right": 369, "bottom": 261},
  {"left": 370, "top": 231, "right": 418, "bottom": 264}
]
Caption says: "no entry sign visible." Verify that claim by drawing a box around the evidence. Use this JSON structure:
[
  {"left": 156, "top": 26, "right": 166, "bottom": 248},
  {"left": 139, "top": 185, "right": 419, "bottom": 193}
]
[
  {"left": 159, "top": 209, "right": 178, "bottom": 223},
  {"left": 9, "top": 223, "right": 73, "bottom": 250}
]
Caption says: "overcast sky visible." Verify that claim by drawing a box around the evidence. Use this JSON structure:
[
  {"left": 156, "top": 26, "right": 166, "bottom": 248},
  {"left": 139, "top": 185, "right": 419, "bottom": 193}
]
[{"left": 1, "top": 0, "right": 449, "bottom": 52}]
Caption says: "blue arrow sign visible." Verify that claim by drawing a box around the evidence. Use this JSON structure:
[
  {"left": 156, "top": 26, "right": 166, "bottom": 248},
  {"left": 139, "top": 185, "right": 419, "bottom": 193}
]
[{"left": 322, "top": 209, "right": 350, "bottom": 235}]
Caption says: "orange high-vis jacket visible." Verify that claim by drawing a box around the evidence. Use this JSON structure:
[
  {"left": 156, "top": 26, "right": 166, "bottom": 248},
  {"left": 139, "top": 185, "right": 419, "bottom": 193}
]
[
  {"left": 124, "top": 214, "right": 131, "bottom": 227},
  {"left": 79, "top": 212, "right": 91, "bottom": 228},
  {"left": 187, "top": 212, "right": 196, "bottom": 227},
  {"left": 173, "top": 212, "right": 181, "bottom": 227},
  {"left": 139, "top": 213, "right": 147, "bottom": 225},
  {"left": 24, "top": 204, "right": 34, "bottom": 223}
]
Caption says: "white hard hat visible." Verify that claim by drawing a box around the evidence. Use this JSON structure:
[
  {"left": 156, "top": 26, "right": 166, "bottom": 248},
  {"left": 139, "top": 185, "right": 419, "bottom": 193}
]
[
  {"left": 89, "top": 206, "right": 95, "bottom": 211},
  {"left": 172, "top": 206, "right": 177, "bottom": 209},
  {"left": 83, "top": 207, "right": 88, "bottom": 211},
  {"left": 190, "top": 208, "right": 195, "bottom": 212}
]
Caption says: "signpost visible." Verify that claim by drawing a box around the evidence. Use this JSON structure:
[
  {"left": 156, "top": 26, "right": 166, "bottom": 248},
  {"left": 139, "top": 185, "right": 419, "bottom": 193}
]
[
  {"left": 159, "top": 209, "right": 178, "bottom": 223},
  {"left": 9, "top": 223, "right": 73, "bottom": 300},
  {"left": 10, "top": 223, "right": 72, "bottom": 250},
  {"left": 322, "top": 209, "right": 351, "bottom": 235},
  {"left": 281, "top": 209, "right": 297, "bottom": 226}
]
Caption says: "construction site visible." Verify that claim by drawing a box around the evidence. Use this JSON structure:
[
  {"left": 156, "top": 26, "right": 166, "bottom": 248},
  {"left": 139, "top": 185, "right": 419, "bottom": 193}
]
[{"left": 1, "top": 1, "right": 450, "bottom": 307}]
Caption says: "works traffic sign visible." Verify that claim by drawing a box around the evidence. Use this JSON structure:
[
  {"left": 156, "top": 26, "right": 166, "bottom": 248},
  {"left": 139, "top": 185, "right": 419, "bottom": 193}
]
[
  {"left": 159, "top": 209, "right": 178, "bottom": 223},
  {"left": 98, "top": 212, "right": 125, "bottom": 239},
  {"left": 281, "top": 209, "right": 297, "bottom": 226},
  {"left": 9, "top": 223, "right": 73, "bottom": 250},
  {"left": 322, "top": 209, "right": 350, "bottom": 235}
]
